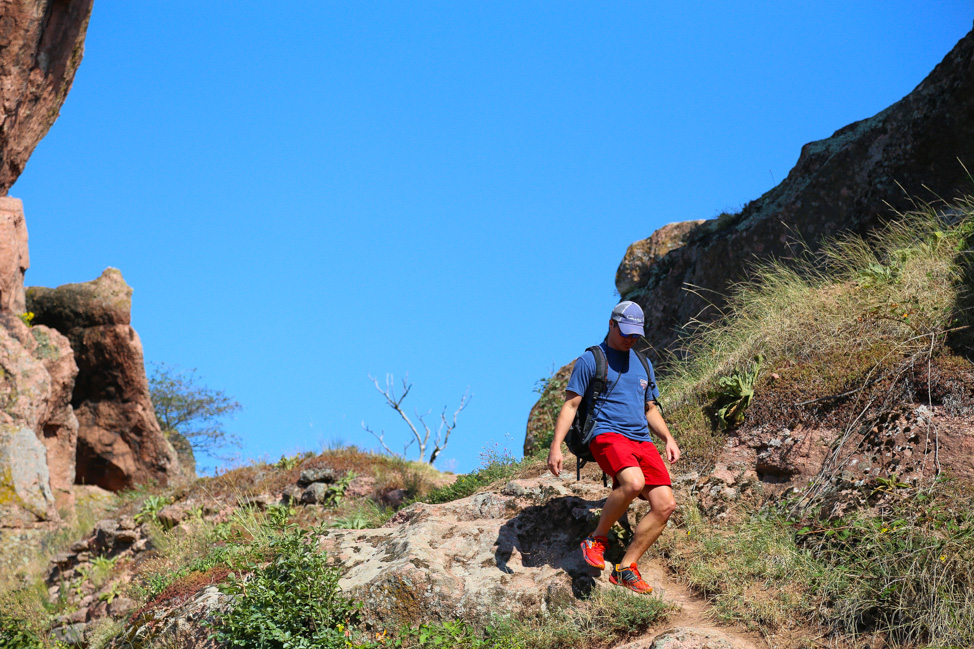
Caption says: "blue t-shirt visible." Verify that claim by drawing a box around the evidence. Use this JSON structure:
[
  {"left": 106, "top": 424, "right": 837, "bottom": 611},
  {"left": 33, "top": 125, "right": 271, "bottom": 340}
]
[{"left": 566, "top": 342, "right": 660, "bottom": 442}]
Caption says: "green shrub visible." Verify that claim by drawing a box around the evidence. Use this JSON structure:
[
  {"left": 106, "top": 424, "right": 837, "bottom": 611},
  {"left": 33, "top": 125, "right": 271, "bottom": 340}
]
[
  {"left": 215, "top": 523, "right": 359, "bottom": 648},
  {"left": 711, "top": 355, "right": 762, "bottom": 428},
  {"left": 0, "top": 610, "right": 42, "bottom": 649}
]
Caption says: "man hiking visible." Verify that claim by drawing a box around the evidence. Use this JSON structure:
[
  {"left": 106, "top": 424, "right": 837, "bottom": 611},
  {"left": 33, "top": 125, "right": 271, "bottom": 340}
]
[{"left": 547, "top": 301, "right": 680, "bottom": 594}]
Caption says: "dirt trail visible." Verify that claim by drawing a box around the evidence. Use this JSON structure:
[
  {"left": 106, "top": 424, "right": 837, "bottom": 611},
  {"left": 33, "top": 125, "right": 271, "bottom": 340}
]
[{"left": 609, "top": 556, "right": 770, "bottom": 649}]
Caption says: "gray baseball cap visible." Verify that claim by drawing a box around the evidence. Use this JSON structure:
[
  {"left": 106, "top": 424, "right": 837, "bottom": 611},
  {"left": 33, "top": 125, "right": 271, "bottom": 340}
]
[{"left": 611, "top": 301, "right": 645, "bottom": 336}]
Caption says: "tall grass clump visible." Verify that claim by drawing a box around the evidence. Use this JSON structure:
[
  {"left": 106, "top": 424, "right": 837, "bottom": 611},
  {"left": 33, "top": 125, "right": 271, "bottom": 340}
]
[
  {"left": 661, "top": 479, "right": 974, "bottom": 647},
  {"left": 661, "top": 197, "right": 974, "bottom": 462}
]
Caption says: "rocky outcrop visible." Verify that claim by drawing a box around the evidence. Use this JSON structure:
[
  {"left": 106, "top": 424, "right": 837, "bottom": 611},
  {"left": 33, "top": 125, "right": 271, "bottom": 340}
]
[
  {"left": 0, "top": 312, "right": 77, "bottom": 525},
  {"left": 616, "top": 221, "right": 707, "bottom": 301},
  {"left": 27, "top": 269, "right": 182, "bottom": 491},
  {"left": 0, "top": 0, "right": 95, "bottom": 194},
  {"left": 695, "top": 404, "right": 974, "bottom": 521},
  {"left": 619, "top": 27, "right": 974, "bottom": 360},
  {"left": 323, "top": 473, "right": 647, "bottom": 631}
]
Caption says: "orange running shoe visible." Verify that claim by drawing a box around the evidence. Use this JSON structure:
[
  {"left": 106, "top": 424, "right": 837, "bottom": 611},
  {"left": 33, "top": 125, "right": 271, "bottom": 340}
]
[
  {"left": 580, "top": 535, "right": 608, "bottom": 569},
  {"left": 609, "top": 563, "right": 653, "bottom": 594}
]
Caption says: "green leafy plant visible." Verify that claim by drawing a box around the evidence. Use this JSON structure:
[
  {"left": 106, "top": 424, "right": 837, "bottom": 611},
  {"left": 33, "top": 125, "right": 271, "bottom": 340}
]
[
  {"left": 98, "top": 582, "right": 122, "bottom": 604},
  {"left": 711, "top": 355, "right": 762, "bottom": 428},
  {"left": 215, "top": 524, "right": 360, "bottom": 648},
  {"left": 0, "top": 610, "right": 42, "bottom": 649},
  {"left": 325, "top": 472, "right": 355, "bottom": 507},
  {"left": 276, "top": 454, "right": 301, "bottom": 470},
  {"left": 135, "top": 495, "right": 171, "bottom": 524},
  {"left": 89, "top": 556, "right": 118, "bottom": 587}
]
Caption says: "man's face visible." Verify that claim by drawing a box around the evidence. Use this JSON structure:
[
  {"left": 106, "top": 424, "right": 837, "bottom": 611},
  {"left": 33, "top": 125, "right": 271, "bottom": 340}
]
[{"left": 608, "top": 320, "right": 639, "bottom": 351}]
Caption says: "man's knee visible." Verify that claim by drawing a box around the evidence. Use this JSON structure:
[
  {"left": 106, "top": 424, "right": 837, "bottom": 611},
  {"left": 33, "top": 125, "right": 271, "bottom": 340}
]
[
  {"left": 656, "top": 497, "right": 676, "bottom": 520},
  {"left": 614, "top": 467, "right": 645, "bottom": 498},
  {"left": 647, "top": 487, "right": 677, "bottom": 520}
]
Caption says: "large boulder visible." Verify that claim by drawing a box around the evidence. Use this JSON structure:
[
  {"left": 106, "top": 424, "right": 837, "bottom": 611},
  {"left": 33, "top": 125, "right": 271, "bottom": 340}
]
[
  {"left": 323, "top": 472, "right": 639, "bottom": 631},
  {"left": 619, "top": 27, "right": 974, "bottom": 360},
  {"left": 0, "top": 196, "right": 29, "bottom": 314},
  {"left": 27, "top": 269, "right": 182, "bottom": 491},
  {"left": 0, "top": 313, "right": 77, "bottom": 525},
  {"left": 0, "top": 0, "right": 95, "bottom": 194}
]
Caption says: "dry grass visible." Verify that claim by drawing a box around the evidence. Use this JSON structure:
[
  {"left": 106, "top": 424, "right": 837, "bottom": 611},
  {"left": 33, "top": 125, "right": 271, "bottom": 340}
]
[{"left": 660, "top": 198, "right": 974, "bottom": 467}]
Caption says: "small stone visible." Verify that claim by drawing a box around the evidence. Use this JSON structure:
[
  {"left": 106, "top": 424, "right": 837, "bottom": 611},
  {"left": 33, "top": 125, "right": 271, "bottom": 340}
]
[
  {"left": 69, "top": 540, "right": 89, "bottom": 553},
  {"left": 240, "top": 494, "right": 276, "bottom": 510},
  {"left": 51, "top": 552, "right": 75, "bottom": 567},
  {"left": 92, "top": 520, "right": 119, "bottom": 551},
  {"left": 301, "top": 483, "right": 332, "bottom": 505},
  {"left": 87, "top": 599, "right": 108, "bottom": 620},
  {"left": 298, "top": 467, "right": 339, "bottom": 486},
  {"left": 117, "top": 515, "right": 137, "bottom": 530},
  {"left": 157, "top": 504, "right": 189, "bottom": 528},
  {"left": 298, "top": 467, "right": 338, "bottom": 487},
  {"left": 50, "top": 623, "right": 86, "bottom": 647},
  {"left": 67, "top": 607, "right": 88, "bottom": 624},
  {"left": 107, "top": 596, "right": 137, "bottom": 618},
  {"left": 281, "top": 485, "right": 303, "bottom": 505},
  {"left": 381, "top": 488, "right": 408, "bottom": 508},
  {"left": 501, "top": 482, "right": 526, "bottom": 497},
  {"left": 115, "top": 530, "right": 139, "bottom": 545}
]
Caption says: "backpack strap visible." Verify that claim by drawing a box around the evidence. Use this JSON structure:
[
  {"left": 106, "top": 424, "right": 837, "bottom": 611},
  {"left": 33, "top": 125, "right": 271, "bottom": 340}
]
[
  {"left": 577, "top": 345, "right": 608, "bottom": 481},
  {"left": 633, "top": 349, "right": 662, "bottom": 414}
]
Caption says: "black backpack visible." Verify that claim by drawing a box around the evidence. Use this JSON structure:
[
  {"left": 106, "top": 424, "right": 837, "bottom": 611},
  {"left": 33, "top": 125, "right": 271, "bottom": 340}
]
[{"left": 565, "top": 345, "right": 654, "bottom": 481}]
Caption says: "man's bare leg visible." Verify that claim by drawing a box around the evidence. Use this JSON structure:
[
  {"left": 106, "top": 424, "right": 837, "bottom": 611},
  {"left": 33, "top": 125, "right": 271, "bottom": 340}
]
[
  {"left": 620, "top": 485, "right": 676, "bottom": 566},
  {"left": 591, "top": 467, "right": 645, "bottom": 539}
]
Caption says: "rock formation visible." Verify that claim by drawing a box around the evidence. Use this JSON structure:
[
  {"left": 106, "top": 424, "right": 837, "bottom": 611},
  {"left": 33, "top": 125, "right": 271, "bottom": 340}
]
[
  {"left": 0, "top": 0, "right": 95, "bottom": 194},
  {"left": 0, "top": 197, "right": 80, "bottom": 525},
  {"left": 0, "top": 311, "right": 78, "bottom": 525},
  {"left": 28, "top": 269, "right": 182, "bottom": 491},
  {"left": 0, "top": 197, "right": 29, "bottom": 312},
  {"left": 0, "top": 0, "right": 185, "bottom": 524},
  {"left": 618, "top": 26, "right": 974, "bottom": 360}
]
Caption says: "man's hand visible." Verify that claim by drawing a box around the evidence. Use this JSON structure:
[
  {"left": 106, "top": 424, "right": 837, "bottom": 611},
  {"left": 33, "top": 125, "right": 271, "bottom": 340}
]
[
  {"left": 547, "top": 446, "right": 563, "bottom": 476},
  {"left": 665, "top": 438, "right": 681, "bottom": 463}
]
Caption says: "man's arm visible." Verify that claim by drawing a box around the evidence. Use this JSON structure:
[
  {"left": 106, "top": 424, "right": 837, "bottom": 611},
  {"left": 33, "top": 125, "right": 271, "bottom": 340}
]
[
  {"left": 646, "top": 401, "right": 680, "bottom": 463},
  {"left": 547, "top": 391, "right": 582, "bottom": 476}
]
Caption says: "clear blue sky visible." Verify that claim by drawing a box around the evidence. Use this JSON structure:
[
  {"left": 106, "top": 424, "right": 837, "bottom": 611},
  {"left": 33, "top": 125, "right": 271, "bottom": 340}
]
[{"left": 12, "top": 3, "right": 972, "bottom": 474}]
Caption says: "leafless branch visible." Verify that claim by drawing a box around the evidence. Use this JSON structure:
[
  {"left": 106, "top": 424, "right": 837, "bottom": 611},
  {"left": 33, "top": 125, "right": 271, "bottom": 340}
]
[
  {"left": 429, "top": 388, "right": 470, "bottom": 465},
  {"left": 365, "top": 374, "right": 471, "bottom": 464},
  {"left": 360, "top": 421, "right": 399, "bottom": 457}
]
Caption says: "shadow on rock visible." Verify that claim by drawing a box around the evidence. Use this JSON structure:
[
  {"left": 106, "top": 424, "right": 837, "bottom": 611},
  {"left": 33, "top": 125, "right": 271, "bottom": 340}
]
[{"left": 495, "top": 494, "right": 630, "bottom": 600}]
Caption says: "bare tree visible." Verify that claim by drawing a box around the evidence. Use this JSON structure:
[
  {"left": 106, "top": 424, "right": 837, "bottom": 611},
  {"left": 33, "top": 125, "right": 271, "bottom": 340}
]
[{"left": 361, "top": 373, "right": 470, "bottom": 464}]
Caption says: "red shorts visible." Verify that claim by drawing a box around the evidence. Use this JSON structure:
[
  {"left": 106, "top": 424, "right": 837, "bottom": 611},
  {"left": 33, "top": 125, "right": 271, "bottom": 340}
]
[{"left": 590, "top": 432, "right": 671, "bottom": 493}]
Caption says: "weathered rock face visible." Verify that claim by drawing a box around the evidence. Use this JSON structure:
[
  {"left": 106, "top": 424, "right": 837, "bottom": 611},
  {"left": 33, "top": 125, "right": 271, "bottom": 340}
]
[
  {"left": 620, "top": 27, "right": 974, "bottom": 360},
  {"left": 0, "top": 0, "right": 95, "bottom": 194},
  {"left": 27, "top": 269, "right": 181, "bottom": 491},
  {"left": 616, "top": 221, "right": 707, "bottom": 301},
  {"left": 0, "top": 196, "right": 29, "bottom": 313},
  {"left": 323, "top": 472, "right": 649, "bottom": 631},
  {"left": 0, "top": 312, "right": 77, "bottom": 525},
  {"left": 693, "top": 404, "right": 974, "bottom": 521}
]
